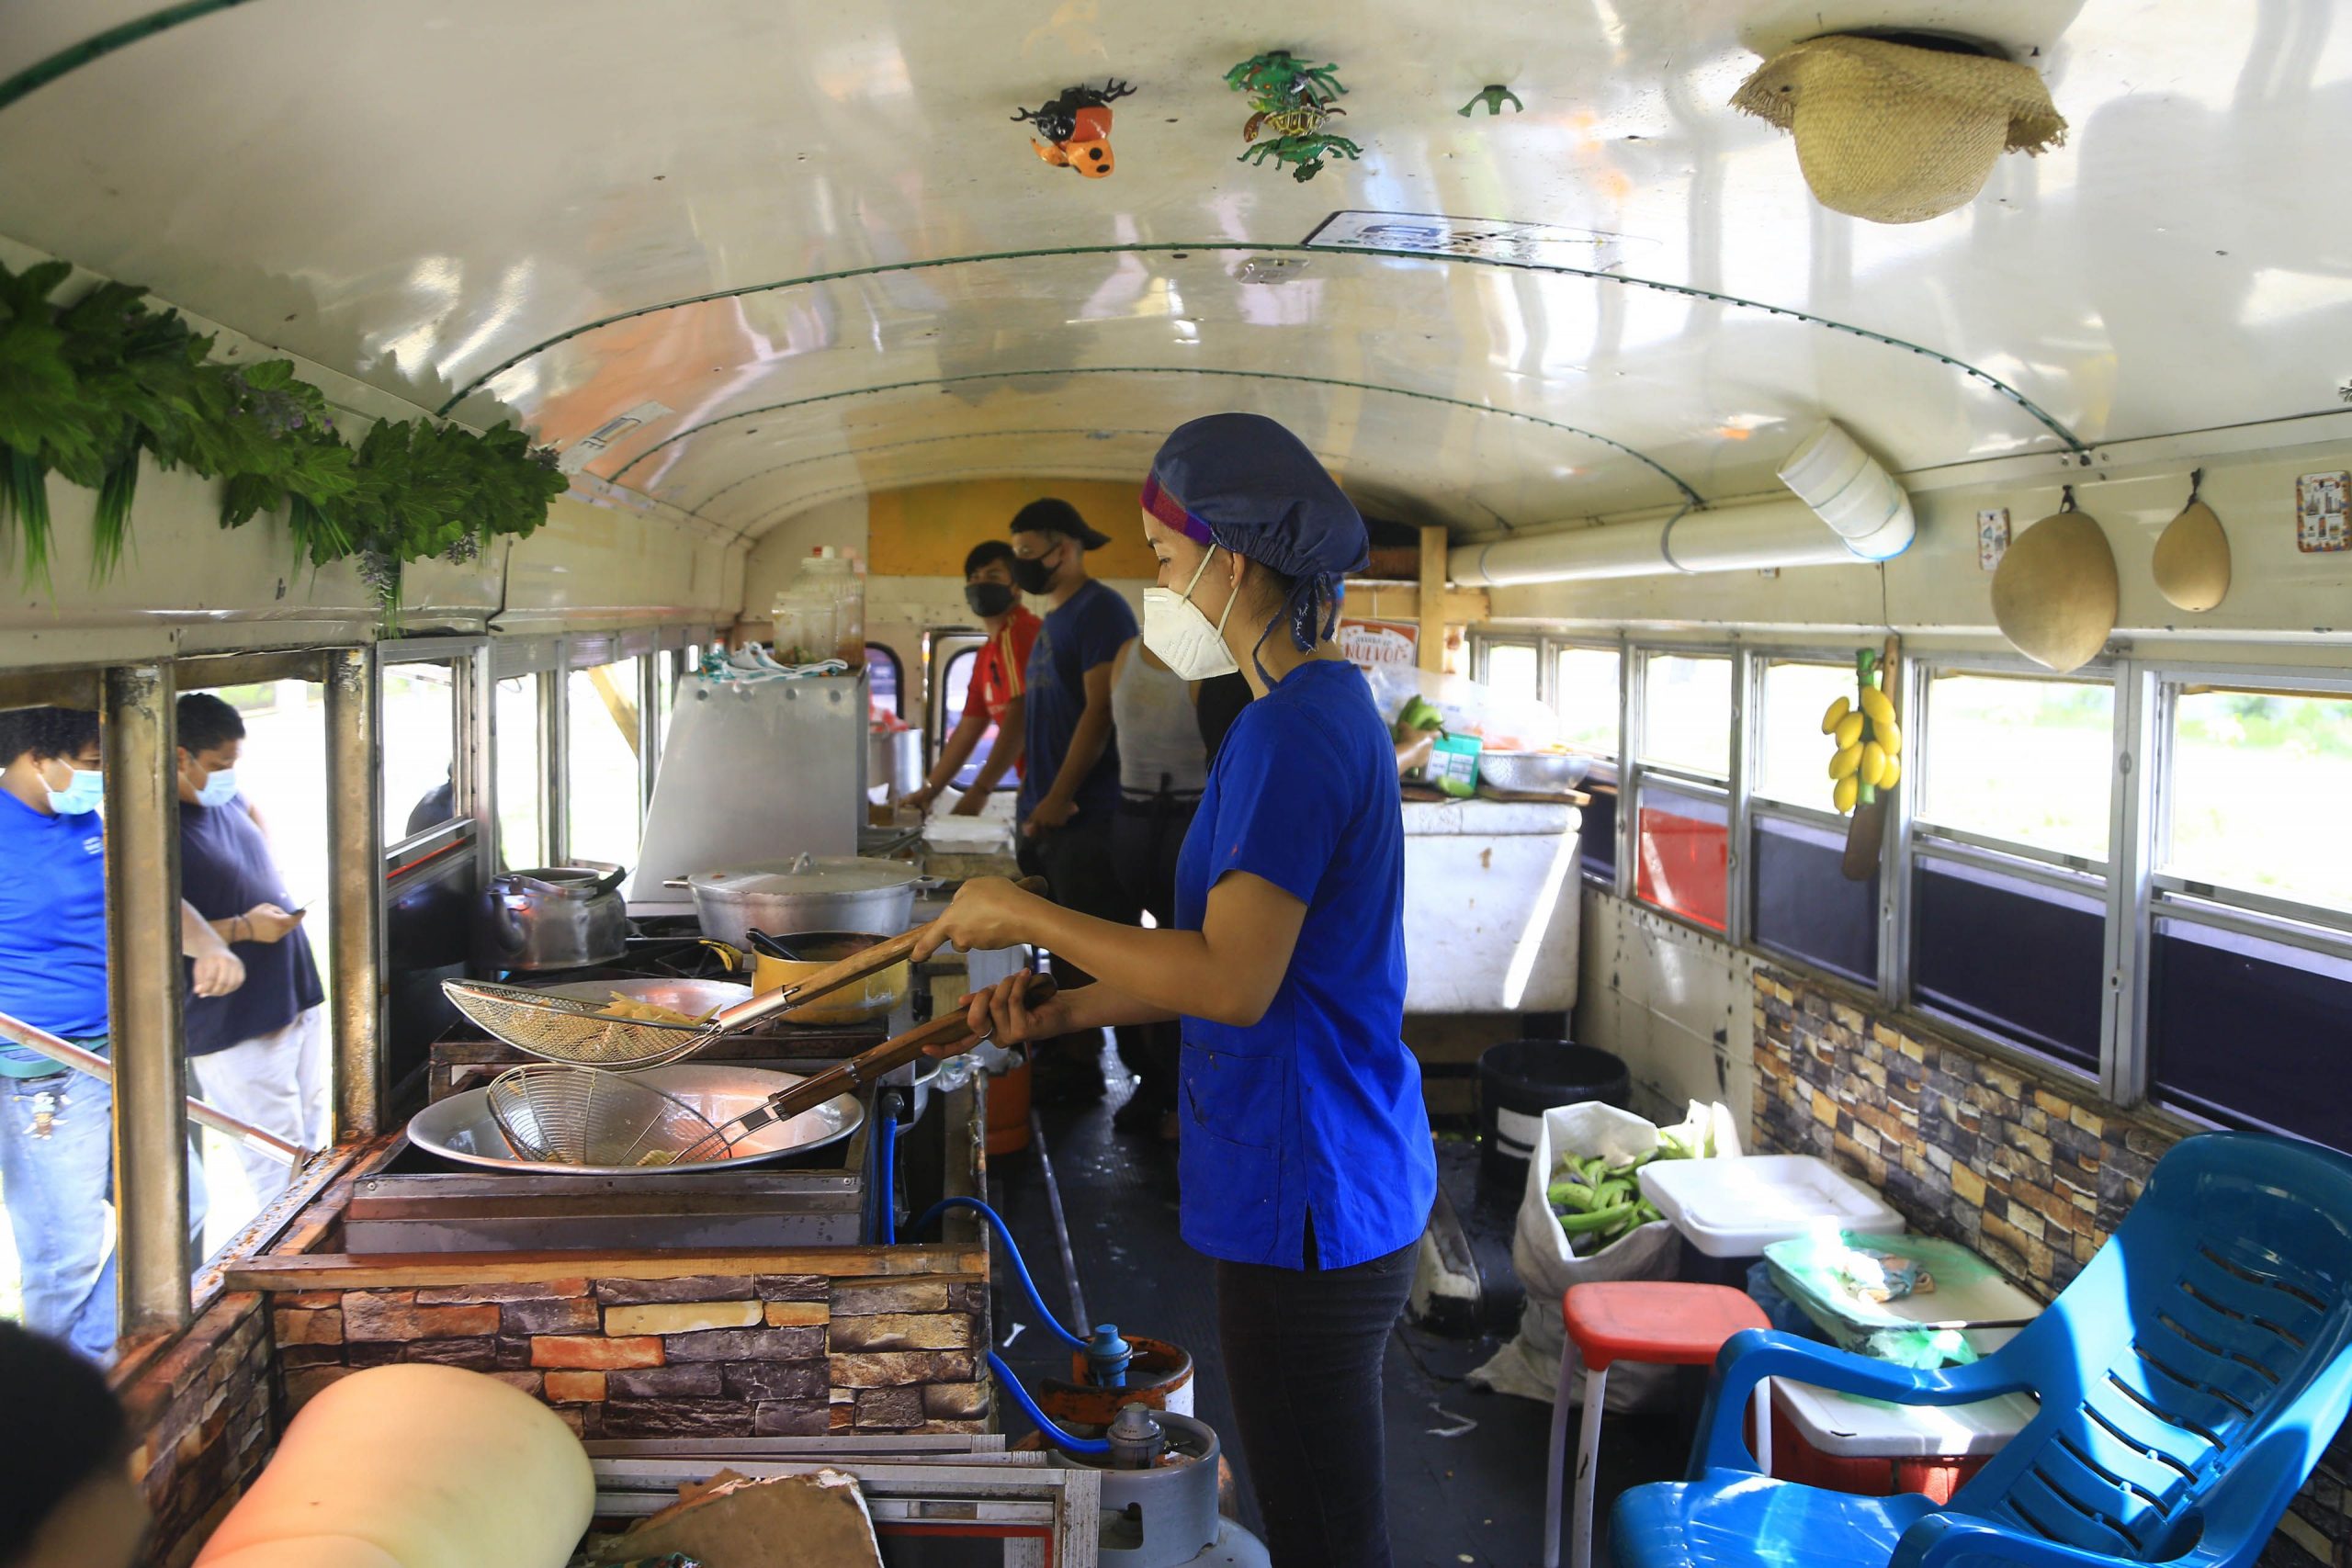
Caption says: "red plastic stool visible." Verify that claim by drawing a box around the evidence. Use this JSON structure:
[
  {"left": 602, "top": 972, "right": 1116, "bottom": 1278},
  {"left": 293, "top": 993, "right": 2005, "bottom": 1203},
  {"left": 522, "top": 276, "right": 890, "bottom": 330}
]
[{"left": 1544, "top": 1281, "right": 1772, "bottom": 1568}]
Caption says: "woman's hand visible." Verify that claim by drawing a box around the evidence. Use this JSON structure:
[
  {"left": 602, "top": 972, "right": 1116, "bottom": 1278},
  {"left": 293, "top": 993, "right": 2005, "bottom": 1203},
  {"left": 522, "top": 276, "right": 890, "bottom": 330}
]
[
  {"left": 954, "top": 971, "right": 1073, "bottom": 1047},
  {"left": 910, "top": 876, "right": 1049, "bottom": 962},
  {"left": 241, "top": 903, "right": 306, "bottom": 944},
  {"left": 898, "top": 784, "right": 938, "bottom": 816},
  {"left": 947, "top": 792, "right": 988, "bottom": 818}
]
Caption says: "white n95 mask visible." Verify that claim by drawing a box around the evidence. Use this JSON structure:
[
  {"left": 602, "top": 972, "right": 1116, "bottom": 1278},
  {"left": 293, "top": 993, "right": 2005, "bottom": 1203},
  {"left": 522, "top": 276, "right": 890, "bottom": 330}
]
[{"left": 1141, "top": 547, "right": 1240, "bottom": 680}]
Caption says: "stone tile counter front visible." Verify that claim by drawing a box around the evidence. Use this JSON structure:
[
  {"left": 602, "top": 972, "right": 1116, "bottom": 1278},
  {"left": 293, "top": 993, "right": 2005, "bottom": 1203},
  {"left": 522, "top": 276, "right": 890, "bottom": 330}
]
[{"left": 244, "top": 1263, "right": 989, "bottom": 1439}]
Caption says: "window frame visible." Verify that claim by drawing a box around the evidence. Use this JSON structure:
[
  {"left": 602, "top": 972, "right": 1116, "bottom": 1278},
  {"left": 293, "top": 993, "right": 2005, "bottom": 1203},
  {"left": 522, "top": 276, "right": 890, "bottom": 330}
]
[
  {"left": 379, "top": 635, "right": 490, "bottom": 883},
  {"left": 1621, "top": 641, "right": 1739, "bottom": 938}
]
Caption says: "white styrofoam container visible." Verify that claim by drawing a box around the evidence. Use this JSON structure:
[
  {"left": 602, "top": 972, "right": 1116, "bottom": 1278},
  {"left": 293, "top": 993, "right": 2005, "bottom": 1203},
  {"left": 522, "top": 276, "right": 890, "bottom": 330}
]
[{"left": 1638, "top": 1153, "right": 1905, "bottom": 1258}]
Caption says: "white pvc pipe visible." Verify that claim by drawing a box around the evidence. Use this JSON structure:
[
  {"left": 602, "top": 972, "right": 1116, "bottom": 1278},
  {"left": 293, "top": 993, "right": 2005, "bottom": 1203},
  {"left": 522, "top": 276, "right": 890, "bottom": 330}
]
[{"left": 1452, "top": 497, "right": 1859, "bottom": 588}]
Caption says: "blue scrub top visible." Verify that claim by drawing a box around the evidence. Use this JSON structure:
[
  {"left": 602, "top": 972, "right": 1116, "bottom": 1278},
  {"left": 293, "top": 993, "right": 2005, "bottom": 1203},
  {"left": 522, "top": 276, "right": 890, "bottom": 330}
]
[
  {"left": 0, "top": 791, "right": 109, "bottom": 1072},
  {"left": 1172, "top": 658, "right": 1436, "bottom": 1269}
]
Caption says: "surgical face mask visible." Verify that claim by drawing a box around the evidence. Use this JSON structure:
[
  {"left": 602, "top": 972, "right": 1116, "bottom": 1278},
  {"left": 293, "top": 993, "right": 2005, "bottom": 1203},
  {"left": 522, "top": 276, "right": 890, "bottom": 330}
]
[
  {"left": 1141, "top": 547, "right": 1241, "bottom": 681},
  {"left": 964, "top": 581, "right": 1017, "bottom": 619},
  {"left": 46, "top": 764, "right": 104, "bottom": 817},
  {"left": 193, "top": 765, "right": 239, "bottom": 809},
  {"left": 1010, "top": 543, "right": 1060, "bottom": 595}
]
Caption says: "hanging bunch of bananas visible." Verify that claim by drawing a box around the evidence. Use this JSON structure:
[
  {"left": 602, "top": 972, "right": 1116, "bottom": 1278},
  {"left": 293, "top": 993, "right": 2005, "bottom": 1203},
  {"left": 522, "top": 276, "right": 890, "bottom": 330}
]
[{"left": 1821, "top": 649, "right": 1903, "bottom": 814}]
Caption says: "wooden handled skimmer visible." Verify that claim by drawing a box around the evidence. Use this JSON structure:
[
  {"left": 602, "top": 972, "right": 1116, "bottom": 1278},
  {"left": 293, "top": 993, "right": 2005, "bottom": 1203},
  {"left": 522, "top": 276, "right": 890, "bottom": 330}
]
[
  {"left": 441, "top": 877, "right": 1049, "bottom": 1070},
  {"left": 661, "top": 972, "right": 1057, "bottom": 1165}
]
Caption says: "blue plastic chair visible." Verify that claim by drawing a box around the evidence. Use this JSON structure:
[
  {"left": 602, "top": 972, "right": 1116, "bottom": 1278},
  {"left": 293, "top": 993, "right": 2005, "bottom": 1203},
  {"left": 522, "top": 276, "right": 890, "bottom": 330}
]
[{"left": 1612, "top": 1133, "right": 2352, "bottom": 1568}]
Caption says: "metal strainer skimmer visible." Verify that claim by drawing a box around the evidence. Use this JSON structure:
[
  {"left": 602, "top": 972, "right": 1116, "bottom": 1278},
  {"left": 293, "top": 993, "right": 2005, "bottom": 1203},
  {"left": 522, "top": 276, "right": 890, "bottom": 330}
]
[
  {"left": 444, "top": 979, "right": 718, "bottom": 1069},
  {"left": 484, "top": 1063, "right": 725, "bottom": 1166}
]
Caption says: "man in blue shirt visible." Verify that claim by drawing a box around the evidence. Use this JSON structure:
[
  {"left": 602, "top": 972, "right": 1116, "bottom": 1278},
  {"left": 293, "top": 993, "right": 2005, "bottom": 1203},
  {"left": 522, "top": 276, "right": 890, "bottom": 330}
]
[
  {"left": 0, "top": 707, "right": 244, "bottom": 1363},
  {"left": 175, "top": 694, "right": 326, "bottom": 1207},
  {"left": 1009, "top": 499, "right": 1143, "bottom": 1101}
]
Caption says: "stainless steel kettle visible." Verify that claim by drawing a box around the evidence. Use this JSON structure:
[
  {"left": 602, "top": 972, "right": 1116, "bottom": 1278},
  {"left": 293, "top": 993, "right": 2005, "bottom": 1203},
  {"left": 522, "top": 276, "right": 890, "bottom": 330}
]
[{"left": 473, "top": 862, "right": 630, "bottom": 974}]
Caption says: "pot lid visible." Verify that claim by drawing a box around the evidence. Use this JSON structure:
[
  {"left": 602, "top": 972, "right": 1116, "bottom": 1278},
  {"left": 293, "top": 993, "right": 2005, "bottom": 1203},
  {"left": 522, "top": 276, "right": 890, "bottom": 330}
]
[{"left": 690, "top": 853, "right": 922, "bottom": 896}]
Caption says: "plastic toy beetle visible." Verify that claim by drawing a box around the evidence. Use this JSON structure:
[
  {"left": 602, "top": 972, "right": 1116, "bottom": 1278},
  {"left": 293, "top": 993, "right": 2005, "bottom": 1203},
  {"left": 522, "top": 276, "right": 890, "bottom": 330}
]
[{"left": 1013, "top": 79, "right": 1136, "bottom": 178}]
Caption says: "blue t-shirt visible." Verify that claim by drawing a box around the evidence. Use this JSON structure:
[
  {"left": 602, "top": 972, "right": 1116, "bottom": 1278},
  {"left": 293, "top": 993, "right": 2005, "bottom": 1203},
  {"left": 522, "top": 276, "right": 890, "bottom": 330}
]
[
  {"left": 180, "top": 796, "right": 325, "bottom": 1055},
  {"left": 0, "top": 791, "right": 109, "bottom": 1072},
  {"left": 1018, "top": 580, "right": 1138, "bottom": 824},
  {"left": 1172, "top": 658, "right": 1437, "bottom": 1269}
]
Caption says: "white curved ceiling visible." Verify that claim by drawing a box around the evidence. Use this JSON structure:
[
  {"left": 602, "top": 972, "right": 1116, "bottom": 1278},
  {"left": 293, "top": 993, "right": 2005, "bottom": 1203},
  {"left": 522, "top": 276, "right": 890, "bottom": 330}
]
[{"left": 1, "top": 0, "right": 2346, "bottom": 537}]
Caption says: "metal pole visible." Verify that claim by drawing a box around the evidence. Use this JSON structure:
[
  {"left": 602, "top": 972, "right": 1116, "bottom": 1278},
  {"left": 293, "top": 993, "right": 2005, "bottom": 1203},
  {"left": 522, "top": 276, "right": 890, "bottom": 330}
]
[
  {"left": 104, "top": 662, "right": 190, "bottom": 1335},
  {"left": 0, "top": 1010, "right": 303, "bottom": 1168},
  {"left": 325, "top": 647, "right": 383, "bottom": 1139},
  {"left": 547, "top": 650, "right": 571, "bottom": 864}
]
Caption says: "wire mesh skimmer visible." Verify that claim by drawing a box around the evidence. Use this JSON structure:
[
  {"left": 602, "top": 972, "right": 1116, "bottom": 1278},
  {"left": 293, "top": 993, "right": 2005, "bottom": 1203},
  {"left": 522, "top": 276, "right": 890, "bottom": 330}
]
[
  {"left": 484, "top": 1063, "right": 727, "bottom": 1167},
  {"left": 443, "top": 979, "right": 728, "bottom": 1069}
]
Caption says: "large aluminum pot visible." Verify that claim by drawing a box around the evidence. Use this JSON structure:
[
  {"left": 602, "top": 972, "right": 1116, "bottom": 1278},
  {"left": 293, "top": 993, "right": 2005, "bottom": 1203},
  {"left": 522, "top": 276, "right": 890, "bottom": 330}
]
[
  {"left": 473, "top": 863, "right": 628, "bottom": 974},
  {"left": 669, "top": 853, "right": 920, "bottom": 949}
]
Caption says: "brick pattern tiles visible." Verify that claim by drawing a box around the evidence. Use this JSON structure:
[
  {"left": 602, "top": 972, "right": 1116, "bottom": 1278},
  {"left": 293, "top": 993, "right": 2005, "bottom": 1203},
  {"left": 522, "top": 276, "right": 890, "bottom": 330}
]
[
  {"left": 267, "top": 1272, "right": 991, "bottom": 1440},
  {"left": 119, "top": 1294, "right": 275, "bottom": 1568},
  {"left": 1749, "top": 966, "right": 2352, "bottom": 1568}
]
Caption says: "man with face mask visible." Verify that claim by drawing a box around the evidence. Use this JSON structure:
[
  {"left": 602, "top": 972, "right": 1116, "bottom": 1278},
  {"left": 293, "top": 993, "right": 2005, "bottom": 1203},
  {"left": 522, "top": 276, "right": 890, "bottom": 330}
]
[
  {"left": 0, "top": 706, "right": 243, "bottom": 1363},
  {"left": 1008, "top": 498, "right": 1143, "bottom": 1101},
  {"left": 904, "top": 541, "right": 1041, "bottom": 817},
  {"left": 174, "top": 694, "right": 327, "bottom": 1205}
]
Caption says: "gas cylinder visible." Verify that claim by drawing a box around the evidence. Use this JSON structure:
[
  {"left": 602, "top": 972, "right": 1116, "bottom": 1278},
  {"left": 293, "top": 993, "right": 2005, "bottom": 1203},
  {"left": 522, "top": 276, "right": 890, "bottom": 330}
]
[{"left": 1055, "top": 1405, "right": 1271, "bottom": 1568}]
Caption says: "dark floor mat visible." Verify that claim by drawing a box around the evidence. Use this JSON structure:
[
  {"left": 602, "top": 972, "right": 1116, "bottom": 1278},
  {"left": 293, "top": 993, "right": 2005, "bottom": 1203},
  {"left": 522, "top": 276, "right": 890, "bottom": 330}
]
[{"left": 979, "top": 1042, "right": 1689, "bottom": 1564}]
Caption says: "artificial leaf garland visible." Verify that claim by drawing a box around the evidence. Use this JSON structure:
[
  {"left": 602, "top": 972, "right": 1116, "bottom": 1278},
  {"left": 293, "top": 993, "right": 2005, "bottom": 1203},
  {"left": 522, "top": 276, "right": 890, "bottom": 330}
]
[{"left": 0, "top": 258, "right": 564, "bottom": 609}]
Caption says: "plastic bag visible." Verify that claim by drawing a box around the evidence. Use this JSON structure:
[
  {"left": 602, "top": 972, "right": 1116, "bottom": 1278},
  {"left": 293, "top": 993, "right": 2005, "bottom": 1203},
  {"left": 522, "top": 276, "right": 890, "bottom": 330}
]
[{"left": 1469, "top": 1100, "right": 1742, "bottom": 1410}]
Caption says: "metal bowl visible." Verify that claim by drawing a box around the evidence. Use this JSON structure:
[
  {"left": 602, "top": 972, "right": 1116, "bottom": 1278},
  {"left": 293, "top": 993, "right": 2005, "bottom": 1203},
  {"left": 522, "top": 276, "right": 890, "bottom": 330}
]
[
  {"left": 405, "top": 1062, "right": 864, "bottom": 1173},
  {"left": 1477, "top": 750, "right": 1596, "bottom": 795}
]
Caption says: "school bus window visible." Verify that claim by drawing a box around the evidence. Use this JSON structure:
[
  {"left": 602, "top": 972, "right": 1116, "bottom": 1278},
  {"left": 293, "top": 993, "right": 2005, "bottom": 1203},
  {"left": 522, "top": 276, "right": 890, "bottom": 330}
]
[
  {"left": 1918, "top": 672, "right": 2113, "bottom": 862},
  {"left": 1481, "top": 642, "right": 1538, "bottom": 705},
  {"left": 380, "top": 660, "right": 458, "bottom": 845},
  {"left": 939, "top": 647, "right": 996, "bottom": 791},
  {"left": 1755, "top": 661, "right": 1860, "bottom": 807},
  {"left": 1634, "top": 781, "right": 1729, "bottom": 932},
  {"left": 1554, "top": 647, "right": 1621, "bottom": 758},
  {"left": 494, "top": 674, "right": 544, "bottom": 870},
  {"left": 867, "top": 643, "right": 904, "bottom": 720},
  {"left": 2165, "top": 687, "right": 2352, "bottom": 912},
  {"left": 175, "top": 682, "right": 333, "bottom": 1279},
  {"left": 1640, "top": 654, "right": 1732, "bottom": 778},
  {"left": 568, "top": 657, "right": 644, "bottom": 870}
]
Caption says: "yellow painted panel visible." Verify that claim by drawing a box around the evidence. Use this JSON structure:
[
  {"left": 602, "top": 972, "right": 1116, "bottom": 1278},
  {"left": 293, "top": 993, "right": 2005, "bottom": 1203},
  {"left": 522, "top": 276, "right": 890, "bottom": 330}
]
[{"left": 866, "top": 479, "right": 1158, "bottom": 581}]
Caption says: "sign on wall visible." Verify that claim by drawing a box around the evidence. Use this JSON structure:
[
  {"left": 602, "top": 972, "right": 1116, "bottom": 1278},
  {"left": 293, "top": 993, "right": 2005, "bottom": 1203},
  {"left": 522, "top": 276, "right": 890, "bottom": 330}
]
[{"left": 1339, "top": 617, "right": 1419, "bottom": 668}]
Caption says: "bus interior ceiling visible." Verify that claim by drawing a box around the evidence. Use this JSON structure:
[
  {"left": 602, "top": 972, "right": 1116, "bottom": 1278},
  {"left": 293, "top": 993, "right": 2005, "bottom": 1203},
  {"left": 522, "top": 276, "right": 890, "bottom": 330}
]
[{"left": 1, "top": 3, "right": 2350, "bottom": 1567}]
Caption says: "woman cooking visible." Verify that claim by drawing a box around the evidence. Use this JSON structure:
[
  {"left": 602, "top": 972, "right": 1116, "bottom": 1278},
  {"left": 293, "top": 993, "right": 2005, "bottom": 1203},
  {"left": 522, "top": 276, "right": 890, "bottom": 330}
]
[{"left": 913, "top": 412, "right": 1436, "bottom": 1568}]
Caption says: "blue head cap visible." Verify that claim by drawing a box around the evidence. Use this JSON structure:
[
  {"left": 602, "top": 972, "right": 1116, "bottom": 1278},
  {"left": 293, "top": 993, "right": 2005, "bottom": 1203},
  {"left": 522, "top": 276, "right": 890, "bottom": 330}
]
[{"left": 1142, "top": 413, "right": 1366, "bottom": 681}]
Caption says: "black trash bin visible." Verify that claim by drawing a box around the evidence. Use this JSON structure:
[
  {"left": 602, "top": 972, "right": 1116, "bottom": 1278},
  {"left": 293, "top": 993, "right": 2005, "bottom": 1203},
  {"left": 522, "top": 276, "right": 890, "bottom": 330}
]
[{"left": 1476, "top": 1039, "right": 1630, "bottom": 1193}]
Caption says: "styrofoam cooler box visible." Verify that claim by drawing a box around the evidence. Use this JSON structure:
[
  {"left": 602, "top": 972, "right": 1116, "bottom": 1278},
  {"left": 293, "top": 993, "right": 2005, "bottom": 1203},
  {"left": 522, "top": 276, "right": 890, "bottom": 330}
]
[{"left": 1639, "top": 1154, "right": 1905, "bottom": 1258}]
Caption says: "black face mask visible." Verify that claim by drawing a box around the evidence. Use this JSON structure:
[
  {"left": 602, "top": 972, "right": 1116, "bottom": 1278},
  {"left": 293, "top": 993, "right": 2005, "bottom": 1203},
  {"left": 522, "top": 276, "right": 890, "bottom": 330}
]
[
  {"left": 964, "top": 581, "right": 1017, "bottom": 618},
  {"left": 1010, "top": 545, "right": 1059, "bottom": 595}
]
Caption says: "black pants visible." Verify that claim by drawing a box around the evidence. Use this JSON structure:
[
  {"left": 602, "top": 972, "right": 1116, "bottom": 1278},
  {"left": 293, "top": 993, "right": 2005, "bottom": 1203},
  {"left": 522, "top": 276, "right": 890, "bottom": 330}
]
[
  {"left": 1110, "top": 791, "right": 1197, "bottom": 1113},
  {"left": 1216, "top": 1235, "right": 1418, "bottom": 1568},
  {"left": 1018, "top": 814, "right": 1142, "bottom": 1071}
]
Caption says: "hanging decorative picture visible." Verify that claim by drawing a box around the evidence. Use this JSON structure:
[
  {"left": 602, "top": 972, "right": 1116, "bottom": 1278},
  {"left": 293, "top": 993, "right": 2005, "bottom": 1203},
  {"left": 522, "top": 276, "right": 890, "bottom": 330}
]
[
  {"left": 1012, "top": 80, "right": 1136, "bottom": 178},
  {"left": 1977, "top": 508, "right": 2011, "bottom": 571},
  {"left": 1226, "top": 51, "right": 1359, "bottom": 182},
  {"left": 2296, "top": 470, "right": 2350, "bottom": 552}
]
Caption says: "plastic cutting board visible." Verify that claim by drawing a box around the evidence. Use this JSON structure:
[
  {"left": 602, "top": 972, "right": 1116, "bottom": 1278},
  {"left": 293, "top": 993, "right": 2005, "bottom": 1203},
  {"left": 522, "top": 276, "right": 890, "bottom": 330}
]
[{"left": 1638, "top": 1154, "right": 1905, "bottom": 1258}]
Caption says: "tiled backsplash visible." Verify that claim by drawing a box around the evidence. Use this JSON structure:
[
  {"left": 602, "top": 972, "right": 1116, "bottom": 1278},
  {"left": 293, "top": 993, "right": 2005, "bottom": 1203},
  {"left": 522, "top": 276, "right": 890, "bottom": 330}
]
[{"left": 1750, "top": 964, "right": 2350, "bottom": 1568}]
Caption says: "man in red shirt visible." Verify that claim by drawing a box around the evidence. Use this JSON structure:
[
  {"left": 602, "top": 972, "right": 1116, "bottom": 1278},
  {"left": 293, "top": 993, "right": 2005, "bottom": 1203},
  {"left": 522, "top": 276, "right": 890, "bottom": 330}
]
[{"left": 905, "top": 541, "right": 1041, "bottom": 816}]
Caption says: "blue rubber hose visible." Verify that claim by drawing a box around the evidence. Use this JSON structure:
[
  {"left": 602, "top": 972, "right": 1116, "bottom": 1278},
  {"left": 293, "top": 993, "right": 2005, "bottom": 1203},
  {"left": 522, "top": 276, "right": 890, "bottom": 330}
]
[
  {"left": 878, "top": 1113, "right": 897, "bottom": 1245},
  {"left": 989, "top": 1349, "right": 1112, "bottom": 1454},
  {"left": 910, "top": 1196, "right": 1088, "bottom": 1351}
]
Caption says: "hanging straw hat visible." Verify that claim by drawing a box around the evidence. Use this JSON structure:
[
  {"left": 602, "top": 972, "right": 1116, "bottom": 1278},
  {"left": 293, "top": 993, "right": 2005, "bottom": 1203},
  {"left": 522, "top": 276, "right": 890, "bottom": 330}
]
[
  {"left": 1732, "top": 35, "right": 2066, "bottom": 223},
  {"left": 1992, "top": 504, "right": 2117, "bottom": 673}
]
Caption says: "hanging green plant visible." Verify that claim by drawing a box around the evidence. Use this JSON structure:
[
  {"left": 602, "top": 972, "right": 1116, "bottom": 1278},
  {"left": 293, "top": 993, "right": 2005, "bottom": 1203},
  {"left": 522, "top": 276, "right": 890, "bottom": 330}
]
[{"left": 0, "top": 257, "right": 565, "bottom": 611}]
